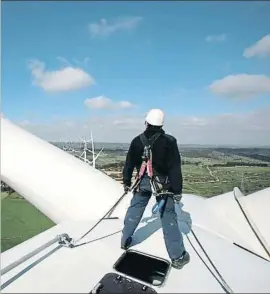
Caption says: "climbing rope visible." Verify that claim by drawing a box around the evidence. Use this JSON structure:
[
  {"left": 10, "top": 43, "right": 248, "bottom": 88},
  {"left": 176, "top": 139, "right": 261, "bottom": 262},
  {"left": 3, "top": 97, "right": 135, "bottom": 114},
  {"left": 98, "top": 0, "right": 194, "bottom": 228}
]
[
  {"left": 66, "top": 178, "right": 141, "bottom": 247},
  {"left": 188, "top": 228, "right": 234, "bottom": 293},
  {"left": 57, "top": 169, "right": 233, "bottom": 294},
  {"left": 186, "top": 233, "right": 232, "bottom": 293},
  {"left": 233, "top": 190, "right": 270, "bottom": 259}
]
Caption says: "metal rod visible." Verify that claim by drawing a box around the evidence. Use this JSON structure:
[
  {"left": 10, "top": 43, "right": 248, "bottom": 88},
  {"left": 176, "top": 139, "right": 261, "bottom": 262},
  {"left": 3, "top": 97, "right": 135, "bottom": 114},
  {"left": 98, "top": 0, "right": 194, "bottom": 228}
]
[{"left": 1, "top": 234, "right": 66, "bottom": 276}]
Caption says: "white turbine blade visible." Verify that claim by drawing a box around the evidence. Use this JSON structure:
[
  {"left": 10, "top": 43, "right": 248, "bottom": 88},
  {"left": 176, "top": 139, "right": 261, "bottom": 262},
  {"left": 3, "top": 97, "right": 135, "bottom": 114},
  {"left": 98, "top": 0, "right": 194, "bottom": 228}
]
[
  {"left": 78, "top": 156, "right": 86, "bottom": 162},
  {"left": 1, "top": 116, "right": 124, "bottom": 224},
  {"left": 91, "top": 132, "right": 95, "bottom": 152},
  {"left": 85, "top": 159, "right": 92, "bottom": 164},
  {"left": 86, "top": 148, "right": 94, "bottom": 154},
  {"left": 94, "top": 148, "right": 103, "bottom": 160},
  {"left": 78, "top": 136, "right": 85, "bottom": 143}
]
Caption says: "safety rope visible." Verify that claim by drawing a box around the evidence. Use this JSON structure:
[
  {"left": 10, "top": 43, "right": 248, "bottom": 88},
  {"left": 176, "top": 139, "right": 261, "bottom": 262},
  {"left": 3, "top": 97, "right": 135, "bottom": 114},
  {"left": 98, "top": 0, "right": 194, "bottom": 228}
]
[
  {"left": 69, "top": 178, "right": 141, "bottom": 247},
  {"left": 71, "top": 177, "right": 174, "bottom": 246},
  {"left": 189, "top": 228, "right": 234, "bottom": 293},
  {"left": 59, "top": 173, "right": 234, "bottom": 293},
  {"left": 233, "top": 190, "right": 270, "bottom": 259},
  {"left": 186, "top": 234, "right": 231, "bottom": 293}
]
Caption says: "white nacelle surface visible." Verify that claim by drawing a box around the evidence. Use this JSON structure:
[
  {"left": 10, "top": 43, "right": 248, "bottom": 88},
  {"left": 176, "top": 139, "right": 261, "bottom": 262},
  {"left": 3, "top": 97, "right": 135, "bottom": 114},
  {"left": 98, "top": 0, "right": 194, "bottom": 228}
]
[
  {"left": 1, "top": 208, "right": 270, "bottom": 293},
  {"left": 205, "top": 188, "right": 270, "bottom": 260},
  {"left": 236, "top": 187, "right": 270, "bottom": 254}
]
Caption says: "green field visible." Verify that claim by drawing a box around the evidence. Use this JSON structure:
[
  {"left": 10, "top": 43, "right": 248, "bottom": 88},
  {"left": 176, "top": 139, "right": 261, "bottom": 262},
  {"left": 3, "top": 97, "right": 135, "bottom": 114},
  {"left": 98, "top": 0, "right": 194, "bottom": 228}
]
[
  {"left": 1, "top": 192, "right": 55, "bottom": 252},
  {"left": 182, "top": 165, "right": 270, "bottom": 196}
]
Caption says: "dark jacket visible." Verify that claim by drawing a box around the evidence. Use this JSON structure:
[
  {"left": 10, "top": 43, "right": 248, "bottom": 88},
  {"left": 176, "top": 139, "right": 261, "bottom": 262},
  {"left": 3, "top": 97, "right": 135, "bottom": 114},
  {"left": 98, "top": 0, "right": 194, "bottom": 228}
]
[{"left": 122, "top": 126, "right": 183, "bottom": 194}]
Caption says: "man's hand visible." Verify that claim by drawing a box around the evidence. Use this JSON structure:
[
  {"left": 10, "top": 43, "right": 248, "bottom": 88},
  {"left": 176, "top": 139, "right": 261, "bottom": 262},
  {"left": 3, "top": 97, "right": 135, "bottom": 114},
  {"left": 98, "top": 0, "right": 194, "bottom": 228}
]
[{"left": 173, "top": 194, "right": 182, "bottom": 204}]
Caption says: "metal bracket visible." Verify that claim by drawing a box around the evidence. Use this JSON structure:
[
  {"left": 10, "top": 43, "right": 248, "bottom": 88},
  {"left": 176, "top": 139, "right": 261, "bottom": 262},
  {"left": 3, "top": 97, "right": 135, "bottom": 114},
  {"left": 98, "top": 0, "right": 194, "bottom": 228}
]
[
  {"left": 58, "top": 233, "right": 75, "bottom": 248},
  {"left": 1, "top": 233, "right": 73, "bottom": 276}
]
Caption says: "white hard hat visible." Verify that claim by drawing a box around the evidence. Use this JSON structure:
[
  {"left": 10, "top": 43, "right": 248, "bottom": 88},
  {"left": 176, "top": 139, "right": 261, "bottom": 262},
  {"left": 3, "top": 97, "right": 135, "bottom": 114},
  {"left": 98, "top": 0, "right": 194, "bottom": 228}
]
[{"left": 145, "top": 109, "right": 164, "bottom": 126}]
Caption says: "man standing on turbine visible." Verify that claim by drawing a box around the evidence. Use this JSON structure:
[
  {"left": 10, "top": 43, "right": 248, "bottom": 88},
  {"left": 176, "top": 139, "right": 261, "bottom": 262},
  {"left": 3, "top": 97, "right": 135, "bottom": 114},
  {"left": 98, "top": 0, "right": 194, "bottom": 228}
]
[{"left": 121, "top": 108, "right": 190, "bottom": 269}]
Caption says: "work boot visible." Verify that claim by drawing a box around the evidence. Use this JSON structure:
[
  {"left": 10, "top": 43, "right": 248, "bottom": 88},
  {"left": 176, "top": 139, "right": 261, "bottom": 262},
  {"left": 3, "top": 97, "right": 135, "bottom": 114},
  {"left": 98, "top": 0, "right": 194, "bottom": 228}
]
[
  {"left": 121, "top": 237, "right": 132, "bottom": 250},
  {"left": 171, "top": 251, "right": 190, "bottom": 269}
]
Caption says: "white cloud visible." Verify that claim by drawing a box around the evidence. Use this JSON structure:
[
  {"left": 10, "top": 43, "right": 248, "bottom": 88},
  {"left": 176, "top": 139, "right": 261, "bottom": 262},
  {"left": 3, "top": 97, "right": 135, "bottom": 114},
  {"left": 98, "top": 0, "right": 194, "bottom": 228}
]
[
  {"left": 15, "top": 108, "right": 270, "bottom": 146},
  {"left": 243, "top": 34, "right": 270, "bottom": 58},
  {"left": 205, "top": 34, "right": 227, "bottom": 42},
  {"left": 28, "top": 59, "right": 95, "bottom": 92},
  {"left": 208, "top": 74, "right": 270, "bottom": 99},
  {"left": 88, "top": 16, "right": 142, "bottom": 37},
  {"left": 118, "top": 101, "right": 134, "bottom": 109},
  {"left": 84, "top": 96, "right": 135, "bottom": 110}
]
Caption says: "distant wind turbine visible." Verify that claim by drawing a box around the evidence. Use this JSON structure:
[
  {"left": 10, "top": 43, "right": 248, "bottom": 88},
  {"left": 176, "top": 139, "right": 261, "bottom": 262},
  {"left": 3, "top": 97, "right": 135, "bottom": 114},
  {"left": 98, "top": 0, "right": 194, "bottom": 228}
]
[{"left": 77, "top": 132, "right": 104, "bottom": 168}]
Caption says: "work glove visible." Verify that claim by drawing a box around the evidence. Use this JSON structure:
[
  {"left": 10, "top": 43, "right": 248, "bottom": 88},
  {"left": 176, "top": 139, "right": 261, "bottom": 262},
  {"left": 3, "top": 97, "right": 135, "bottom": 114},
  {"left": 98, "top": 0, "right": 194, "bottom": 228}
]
[{"left": 173, "top": 194, "right": 182, "bottom": 204}]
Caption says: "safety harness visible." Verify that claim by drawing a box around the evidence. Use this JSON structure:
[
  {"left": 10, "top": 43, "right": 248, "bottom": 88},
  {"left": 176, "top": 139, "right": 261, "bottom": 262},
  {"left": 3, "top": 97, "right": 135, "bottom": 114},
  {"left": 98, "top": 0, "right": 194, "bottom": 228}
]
[
  {"left": 137, "top": 132, "right": 161, "bottom": 190},
  {"left": 136, "top": 132, "right": 173, "bottom": 216}
]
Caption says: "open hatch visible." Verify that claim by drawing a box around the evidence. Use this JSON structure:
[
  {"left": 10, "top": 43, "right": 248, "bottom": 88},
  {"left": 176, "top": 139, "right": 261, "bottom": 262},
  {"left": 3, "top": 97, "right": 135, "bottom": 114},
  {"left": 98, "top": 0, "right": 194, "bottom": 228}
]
[{"left": 113, "top": 250, "right": 170, "bottom": 286}]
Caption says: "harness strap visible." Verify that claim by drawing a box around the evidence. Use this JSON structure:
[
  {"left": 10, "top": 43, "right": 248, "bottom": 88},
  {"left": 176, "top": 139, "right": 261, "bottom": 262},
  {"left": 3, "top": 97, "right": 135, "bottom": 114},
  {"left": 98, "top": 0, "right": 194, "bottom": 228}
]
[
  {"left": 138, "top": 161, "right": 147, "bottom": 178},
  {"left": 138, "top": 132, "right": 162, "bottom": 179},
  {"left": 139, "top": 132, "right": 161, "bottom": 148}
]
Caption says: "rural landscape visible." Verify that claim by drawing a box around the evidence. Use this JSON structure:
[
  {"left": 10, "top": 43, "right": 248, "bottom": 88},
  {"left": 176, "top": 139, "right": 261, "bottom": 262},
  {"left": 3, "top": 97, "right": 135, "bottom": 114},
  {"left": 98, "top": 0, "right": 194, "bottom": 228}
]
[{"left": 1, "top": 143, "right": 270, "bottom": 252}]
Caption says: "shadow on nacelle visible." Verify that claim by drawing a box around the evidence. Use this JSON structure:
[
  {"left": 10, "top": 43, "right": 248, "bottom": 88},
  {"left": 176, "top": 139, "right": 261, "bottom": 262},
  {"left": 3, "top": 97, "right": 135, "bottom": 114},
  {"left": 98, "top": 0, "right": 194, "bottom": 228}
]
[{"left": 132, "top": 202, "right": 192, "bottom": 246}]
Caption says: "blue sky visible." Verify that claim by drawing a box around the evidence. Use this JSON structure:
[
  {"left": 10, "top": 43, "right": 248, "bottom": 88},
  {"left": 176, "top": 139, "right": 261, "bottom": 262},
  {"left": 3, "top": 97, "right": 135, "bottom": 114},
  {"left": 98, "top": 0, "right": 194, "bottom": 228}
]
[{"left": 2, "top": 1, "right": 270, "bottom": 144}]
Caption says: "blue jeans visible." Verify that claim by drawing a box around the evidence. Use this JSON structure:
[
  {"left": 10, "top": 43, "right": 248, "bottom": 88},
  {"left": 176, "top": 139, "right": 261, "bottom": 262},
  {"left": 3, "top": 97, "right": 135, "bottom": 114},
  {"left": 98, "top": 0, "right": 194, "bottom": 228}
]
[{"left": 121, "top": 177, "right": 185, "bottom": 260}]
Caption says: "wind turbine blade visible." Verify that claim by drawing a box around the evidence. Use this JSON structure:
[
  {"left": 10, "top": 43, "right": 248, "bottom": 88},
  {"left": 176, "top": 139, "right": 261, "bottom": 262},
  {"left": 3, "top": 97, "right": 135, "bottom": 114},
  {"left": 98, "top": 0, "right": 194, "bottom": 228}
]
[
  {"left": 78, "top": 136, "right": 86, "bottom": 143},
  {"left": 86, "top": 148, "right": 94, "bottom": 154},
  {"left": 94, "top": 148, "right": 103, "bottom": 159},
  {"left": 0, "top": 117, "right": 124, "bottom": 224},
  {"left": 85, "top": 159, "right": 92, "bottom": 164}
]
